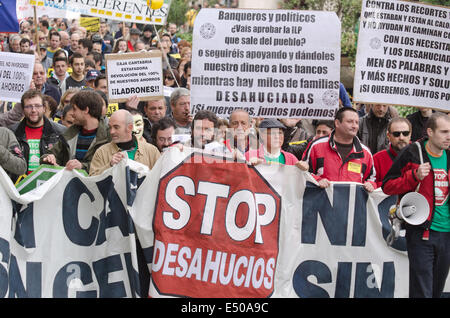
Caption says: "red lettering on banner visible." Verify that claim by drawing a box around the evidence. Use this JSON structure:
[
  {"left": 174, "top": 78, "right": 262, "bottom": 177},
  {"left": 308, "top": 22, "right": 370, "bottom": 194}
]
[
  {"left": 434, "top": 168, "right": 449, "bottom": 206},
  {"left": 152, "top": 153, "right": 281, "bottom": 297}
]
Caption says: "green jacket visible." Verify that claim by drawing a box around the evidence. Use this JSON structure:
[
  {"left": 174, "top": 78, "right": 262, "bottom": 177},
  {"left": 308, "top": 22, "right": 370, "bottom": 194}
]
[
  {"left": 41, "top": 118, "right": 111, "bottom": 173},
  {"left": 0, "top": 127, "right": 27, "bottom": 177}
]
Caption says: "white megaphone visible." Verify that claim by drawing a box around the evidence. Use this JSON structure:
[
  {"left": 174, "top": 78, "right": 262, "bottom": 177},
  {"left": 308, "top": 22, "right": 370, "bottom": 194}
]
[{"left": 395, "top": 192, "right": 430, "bottom": 225}]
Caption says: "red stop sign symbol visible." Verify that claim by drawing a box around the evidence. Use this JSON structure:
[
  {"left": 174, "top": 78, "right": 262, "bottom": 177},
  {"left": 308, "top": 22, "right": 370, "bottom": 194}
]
[{"left": 151, "top": 153, "right": 281, "bottom": 298}]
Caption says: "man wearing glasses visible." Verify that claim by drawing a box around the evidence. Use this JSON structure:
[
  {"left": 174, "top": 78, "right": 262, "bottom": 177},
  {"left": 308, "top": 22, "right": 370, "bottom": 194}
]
[
  {"left": 31, "top": 62, "right": 61, "bottom": 104},
  {"left": 373, "top": 117, "right": 412, "bottom": 187},
  {"left": 150, "top": 117, "right": 176, "bottom": 152},
  {"left": 10, "top": 90, "right": 66, "bottom": 178}
]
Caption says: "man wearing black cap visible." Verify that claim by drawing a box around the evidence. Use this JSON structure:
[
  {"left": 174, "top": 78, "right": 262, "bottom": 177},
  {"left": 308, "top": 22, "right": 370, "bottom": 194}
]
[
  {"left": 85, "top": 69, "right": 101, "bottom": 89},
  {"left": 38, "top": 43, "right": 52, "bottom": 72},
  {"left": 92, "top": 33, "right": 110, "bottom": 55},
  {"left": 140, "top": 25, "right": 154, "bottom": 49},
  {"left": 129, "top": 28, "right": 141, "bottom": 52}
]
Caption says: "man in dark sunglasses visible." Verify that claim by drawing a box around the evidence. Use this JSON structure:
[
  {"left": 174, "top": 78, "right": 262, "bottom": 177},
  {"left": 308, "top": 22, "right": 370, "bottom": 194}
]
[{"left": 373, "top": 117, "right": 412, "bottom": 187}]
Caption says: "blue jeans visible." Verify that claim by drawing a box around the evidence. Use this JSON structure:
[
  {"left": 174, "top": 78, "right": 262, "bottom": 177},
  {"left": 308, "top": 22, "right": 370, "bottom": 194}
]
[{"left": 406, "top": 225, "right": 450, "bottom": 298}]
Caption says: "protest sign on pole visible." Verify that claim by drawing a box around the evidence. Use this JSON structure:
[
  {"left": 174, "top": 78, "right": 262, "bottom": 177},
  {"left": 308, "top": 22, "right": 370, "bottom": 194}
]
[
  {"left": 105, "top": 51, "right": 163, "bottom": 103},
  {"left": 29, "top": 0, "right": 171, "bottom": 26},
  {"left": 190, "top": 9, "right": 341, "bottom": 119},
  {"left": 353, "top": 0, "right": 450, "bottom": 111},
  {"left": 0, "top": 52, "right": 34, "bottom": 103},
  {"left": 80, "top": 17, "right": 100, "bottom": 33}
]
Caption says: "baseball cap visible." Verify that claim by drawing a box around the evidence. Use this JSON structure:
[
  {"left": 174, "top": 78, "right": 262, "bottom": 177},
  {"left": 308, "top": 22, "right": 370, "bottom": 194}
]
[{"left": 85, "top": 69, "right": 101, "bottom": 81}]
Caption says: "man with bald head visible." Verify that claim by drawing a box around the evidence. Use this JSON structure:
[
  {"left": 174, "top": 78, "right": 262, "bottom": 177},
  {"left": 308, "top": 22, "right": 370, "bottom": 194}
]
[
  {"left": 89, "top": 110, "right": 160, "bottom": 299},
  {"left": 89, "top": 109, "right": 160, "bottom": 176}
]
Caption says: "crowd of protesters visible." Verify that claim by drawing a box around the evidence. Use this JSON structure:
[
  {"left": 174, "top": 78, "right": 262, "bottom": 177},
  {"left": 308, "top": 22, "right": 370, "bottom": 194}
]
[{"left": 0, "top": 1, "right": 449, "bottom": 299}]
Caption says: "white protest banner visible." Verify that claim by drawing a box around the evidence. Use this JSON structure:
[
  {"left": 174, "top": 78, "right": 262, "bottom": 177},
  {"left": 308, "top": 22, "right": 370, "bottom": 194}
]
[
  {"left": 30, "top": 0, "right": 171, "bottom": 26},
  {"left": 190, "top": 9, "right": 341, "bottom": 119},
  {"left": 105, "top": 51, "right": 163, "bottom": 103},
  {"left": 1, "top": 149, "right": 450, "bottom": 297},
  {"left": 353, "top": 0, "right": 450, "bottom": 111},
  {"left": 132, "top": 148, "right": 450, "bottom": 298},
  {"left": 0, "top": 52, "right": 34, "bottom": 103},
  {"left": 0, "top": 160, "right": 149, "bottom": 297}
]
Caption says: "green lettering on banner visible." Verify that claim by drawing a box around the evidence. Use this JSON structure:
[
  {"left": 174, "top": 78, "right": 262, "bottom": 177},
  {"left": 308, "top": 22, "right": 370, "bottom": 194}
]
[{"left": 16, "top": 165, "right": 88, "bottom": 195}]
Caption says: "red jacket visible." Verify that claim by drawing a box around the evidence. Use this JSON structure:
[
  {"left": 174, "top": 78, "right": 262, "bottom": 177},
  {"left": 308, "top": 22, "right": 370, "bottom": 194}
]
[
  {"left": 373, "top": 144, "right": 398, "bottom": 188},
  {"left": 302, "top": 132, "right": 377, "bottom": 187},
  {"left": 382, "top": 139, "right": 450, "bottom": 239}
]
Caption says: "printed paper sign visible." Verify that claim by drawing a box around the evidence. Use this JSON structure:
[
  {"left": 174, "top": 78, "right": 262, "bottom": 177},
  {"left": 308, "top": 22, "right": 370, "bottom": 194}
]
[
  {"left": 80, "top": 17, "right": 100, "bottom": 33},
  {"left": 353, "top": 0, "right": 450, "bottom": 111},
  {"left": 105, "top": 51, "right": 163, "bottom": 103},
  {"left": 0, "top": 52, "right": 35, "bottom": 103},
  {"left": 190, "top": 9, "right": 341, "bottom": 119}
]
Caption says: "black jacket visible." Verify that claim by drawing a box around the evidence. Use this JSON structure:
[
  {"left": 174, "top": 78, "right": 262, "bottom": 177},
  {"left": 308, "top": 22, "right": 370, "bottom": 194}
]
[
  {"left": 358, "top": 109, "right": 391, "bottom": 154},
  {"left": 406, "top": 110, "right": 433, "bottom": 142},
  {"left": 382, "top": 139, "right": 450, "bottom": 239},
  {"left": 42, "top": 82, "right": 62, "bottom": 105},
  {"left": 11, "top": 117, "right": 66, "bottom": 173},
  {"left": 142, "top": 116, "right": 153, "bottom": 144}
]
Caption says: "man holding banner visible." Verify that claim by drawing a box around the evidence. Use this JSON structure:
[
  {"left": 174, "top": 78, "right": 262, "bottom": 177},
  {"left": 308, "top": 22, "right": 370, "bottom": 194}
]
[
  {"left": 383, "top": 112, "right": 450, "bottom": 298},
  {"left": 89, "top": 109, "right": 160, "bottom": 176},
  {"left": 10, "top": 89, "right": 66, "bottom": 178},
  {"left": 303, "top": 107, "right": 377, "bottom": 192},
  {"left": 40, "top": 90, "right": 110, "bottom": 173}
]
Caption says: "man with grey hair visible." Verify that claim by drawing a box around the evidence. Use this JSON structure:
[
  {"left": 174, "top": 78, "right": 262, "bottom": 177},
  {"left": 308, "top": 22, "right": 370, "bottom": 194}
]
[
  {"left": 9, "top": 35, "right": 21, "bottom": 53},
  {"left": 59, "top": 30, "right": 70, "bottom": 51},
  {"left": 225, "top": 109, "right": 257, "bottom": 156},
  {"left": 89, "top": 109, "right": 160, "bottom": 176},
  {"left": 169, "top": 87, "right": 192, "bottom": 135}
]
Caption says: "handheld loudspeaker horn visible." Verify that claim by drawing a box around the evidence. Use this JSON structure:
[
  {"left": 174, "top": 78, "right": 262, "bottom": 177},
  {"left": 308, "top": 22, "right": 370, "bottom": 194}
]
[{"left": 396, "top": 192, "right": 429, "bottom": 225}]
